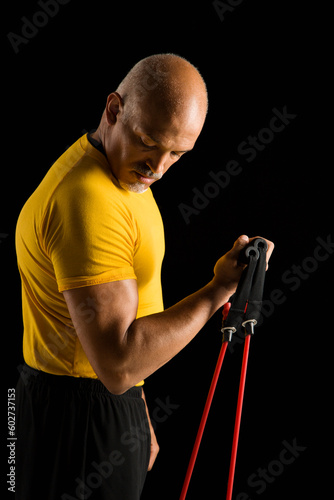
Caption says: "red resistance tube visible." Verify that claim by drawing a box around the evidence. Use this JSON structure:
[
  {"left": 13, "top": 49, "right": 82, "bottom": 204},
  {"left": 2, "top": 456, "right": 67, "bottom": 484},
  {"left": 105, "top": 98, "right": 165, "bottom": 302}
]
[
  {"left": 226, "top": 334, "right": 251, "bottom": 500},
  {"left": 179, "top": 340, "right": 228, "bottom": 500},
  {"left": 179, "top": 333, "right": 252, "bottom": 500}
]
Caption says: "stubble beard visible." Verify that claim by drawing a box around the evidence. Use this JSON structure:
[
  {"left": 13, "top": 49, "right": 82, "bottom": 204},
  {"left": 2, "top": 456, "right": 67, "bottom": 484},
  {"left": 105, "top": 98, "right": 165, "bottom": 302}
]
[{"left": 118, "top": 179, "right": 149, "bottom": 194}]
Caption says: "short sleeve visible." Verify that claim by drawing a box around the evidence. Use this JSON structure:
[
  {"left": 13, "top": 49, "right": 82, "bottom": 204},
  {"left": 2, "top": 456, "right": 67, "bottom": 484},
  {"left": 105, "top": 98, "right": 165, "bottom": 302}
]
[{"left": 42, "top": 170, "right": 138, "bottom": 292}]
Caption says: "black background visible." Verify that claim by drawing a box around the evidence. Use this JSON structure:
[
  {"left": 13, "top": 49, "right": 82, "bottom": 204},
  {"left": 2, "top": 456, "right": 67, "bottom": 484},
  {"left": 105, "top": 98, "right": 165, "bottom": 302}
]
[{"left": 3, "top": 1, "right": 331, "bottom": 499}]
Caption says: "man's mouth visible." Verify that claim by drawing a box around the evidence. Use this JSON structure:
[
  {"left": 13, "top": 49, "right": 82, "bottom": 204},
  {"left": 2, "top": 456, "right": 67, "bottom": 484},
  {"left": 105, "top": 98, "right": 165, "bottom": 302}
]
[
  {"left": 132, "top": 165, "right": 163, "bottom": 184},
  {"left": 133, "top": 171, "right": 156, "bottom": 185}
]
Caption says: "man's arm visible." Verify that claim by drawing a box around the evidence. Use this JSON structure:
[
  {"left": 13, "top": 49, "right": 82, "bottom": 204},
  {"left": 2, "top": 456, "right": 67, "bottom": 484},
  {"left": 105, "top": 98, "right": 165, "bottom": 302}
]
[{"left": 63, "top": 235, "right": 274, "bottom": 394}]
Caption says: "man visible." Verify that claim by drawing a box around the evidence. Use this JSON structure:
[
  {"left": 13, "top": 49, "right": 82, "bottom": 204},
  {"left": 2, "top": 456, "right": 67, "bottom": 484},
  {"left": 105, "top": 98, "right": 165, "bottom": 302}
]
[{"left": 15, "top": 53, "right": 274, "bottom": 499}]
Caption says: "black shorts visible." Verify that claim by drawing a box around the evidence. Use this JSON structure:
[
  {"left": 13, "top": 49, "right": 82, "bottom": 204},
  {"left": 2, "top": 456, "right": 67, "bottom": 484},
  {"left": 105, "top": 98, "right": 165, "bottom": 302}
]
[{"left": 15, "top": 364, "right": 151, "bottom": 500}]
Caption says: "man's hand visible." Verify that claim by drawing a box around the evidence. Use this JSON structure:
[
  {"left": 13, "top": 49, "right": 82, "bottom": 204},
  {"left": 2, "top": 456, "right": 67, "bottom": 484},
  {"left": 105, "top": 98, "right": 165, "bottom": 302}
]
[
  {"left": 142, "top": 389, "right": 159, "bottom": 470},
  {"left": 147, "top": 425, "right": 159, "bottom": 471},
  {"left": 212, "top": 235, "right": 274, "bottom": 295}
]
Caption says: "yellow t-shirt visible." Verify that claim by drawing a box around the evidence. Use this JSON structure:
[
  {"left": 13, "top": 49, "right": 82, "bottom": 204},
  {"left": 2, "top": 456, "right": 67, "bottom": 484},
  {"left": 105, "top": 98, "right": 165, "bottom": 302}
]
[{"left": 15, "top": 134, "right": 165, "bottom": 381}]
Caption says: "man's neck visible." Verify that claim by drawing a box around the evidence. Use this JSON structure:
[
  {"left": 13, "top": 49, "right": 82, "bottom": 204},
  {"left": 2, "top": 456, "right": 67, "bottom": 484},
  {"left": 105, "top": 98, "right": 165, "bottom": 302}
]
[{"left": 90, "top": 130, "right": 102, "bottom": 144}]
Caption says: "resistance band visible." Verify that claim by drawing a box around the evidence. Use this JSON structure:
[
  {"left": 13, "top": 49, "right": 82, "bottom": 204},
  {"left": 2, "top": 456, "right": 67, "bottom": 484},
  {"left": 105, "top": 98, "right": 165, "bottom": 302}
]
[{"left": 179, "top": 238, "right": 268, "bottom": 500}]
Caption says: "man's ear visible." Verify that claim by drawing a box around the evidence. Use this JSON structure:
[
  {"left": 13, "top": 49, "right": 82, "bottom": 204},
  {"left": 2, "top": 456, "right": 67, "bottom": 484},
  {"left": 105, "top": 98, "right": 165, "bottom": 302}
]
[{"left": 105, "top": 92, "right": 123, "bottom": 125}]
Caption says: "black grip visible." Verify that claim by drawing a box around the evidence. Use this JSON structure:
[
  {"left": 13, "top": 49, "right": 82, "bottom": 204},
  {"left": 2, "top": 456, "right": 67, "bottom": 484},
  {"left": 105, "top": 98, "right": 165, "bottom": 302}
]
[{"left": 238, "top": 238, "right": 268, "bottom": 265}]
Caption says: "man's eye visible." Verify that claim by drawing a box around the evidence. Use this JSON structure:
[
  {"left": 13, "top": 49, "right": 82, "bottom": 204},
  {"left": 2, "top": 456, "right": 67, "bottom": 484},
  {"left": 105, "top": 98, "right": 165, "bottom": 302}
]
[{"left": 140, "top": 137, "right": 155, "bottom": 148}]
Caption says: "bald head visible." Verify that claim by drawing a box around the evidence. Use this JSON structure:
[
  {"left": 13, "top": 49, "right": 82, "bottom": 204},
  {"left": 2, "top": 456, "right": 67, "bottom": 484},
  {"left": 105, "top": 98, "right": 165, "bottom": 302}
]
[
  {"left": 116, "top": 53, "right": 208, "bottom": 125},
  {"left": 93, "top": 54, "right": 208, "bottom": 193}
]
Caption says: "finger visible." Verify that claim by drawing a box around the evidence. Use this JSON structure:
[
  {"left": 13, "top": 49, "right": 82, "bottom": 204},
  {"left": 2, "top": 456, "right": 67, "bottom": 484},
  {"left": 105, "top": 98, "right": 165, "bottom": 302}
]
[
  {"left": 231, "top": 234, "right": 249, "bottom": 256},
  {"left": 235, "top": 234, "right": 249, "bottom": 248},
  {"left": 266, "top": 240, "right": 275, "bottom": 260},
  {"left": 229, "top": 235, "right": 249, "bottom": 265}
]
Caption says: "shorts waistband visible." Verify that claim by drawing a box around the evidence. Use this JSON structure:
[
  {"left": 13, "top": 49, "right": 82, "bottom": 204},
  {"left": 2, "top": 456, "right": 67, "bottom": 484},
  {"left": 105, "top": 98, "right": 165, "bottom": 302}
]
[{"left": 19, "top": 363, "right": 143, "bottom": 398}]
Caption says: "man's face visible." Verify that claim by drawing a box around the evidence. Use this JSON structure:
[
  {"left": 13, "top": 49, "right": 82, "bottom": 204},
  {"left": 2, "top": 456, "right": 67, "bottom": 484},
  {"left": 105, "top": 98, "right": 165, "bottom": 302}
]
[{"left": 104, "top": 94, "right": 205, "bottom": 193}]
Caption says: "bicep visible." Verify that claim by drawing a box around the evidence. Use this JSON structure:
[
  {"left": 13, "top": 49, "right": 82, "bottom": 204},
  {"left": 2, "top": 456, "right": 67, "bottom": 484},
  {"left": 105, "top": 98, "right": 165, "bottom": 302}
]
[{"left": 63, "top": 279, "right": 138, "bottom": 373}]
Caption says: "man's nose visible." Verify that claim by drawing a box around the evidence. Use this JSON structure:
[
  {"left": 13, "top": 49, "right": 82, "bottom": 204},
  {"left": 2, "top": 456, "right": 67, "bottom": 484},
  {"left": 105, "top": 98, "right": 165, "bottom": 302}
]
[{"left": 146, "top": 152, "right": 169, "bottom": 176}]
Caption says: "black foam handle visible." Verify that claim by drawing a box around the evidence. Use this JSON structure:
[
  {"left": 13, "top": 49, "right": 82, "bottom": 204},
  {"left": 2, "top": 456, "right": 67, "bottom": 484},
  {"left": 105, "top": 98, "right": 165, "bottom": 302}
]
[{"left": 238, "top": 238, "right": 268, "bottom": 265}]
